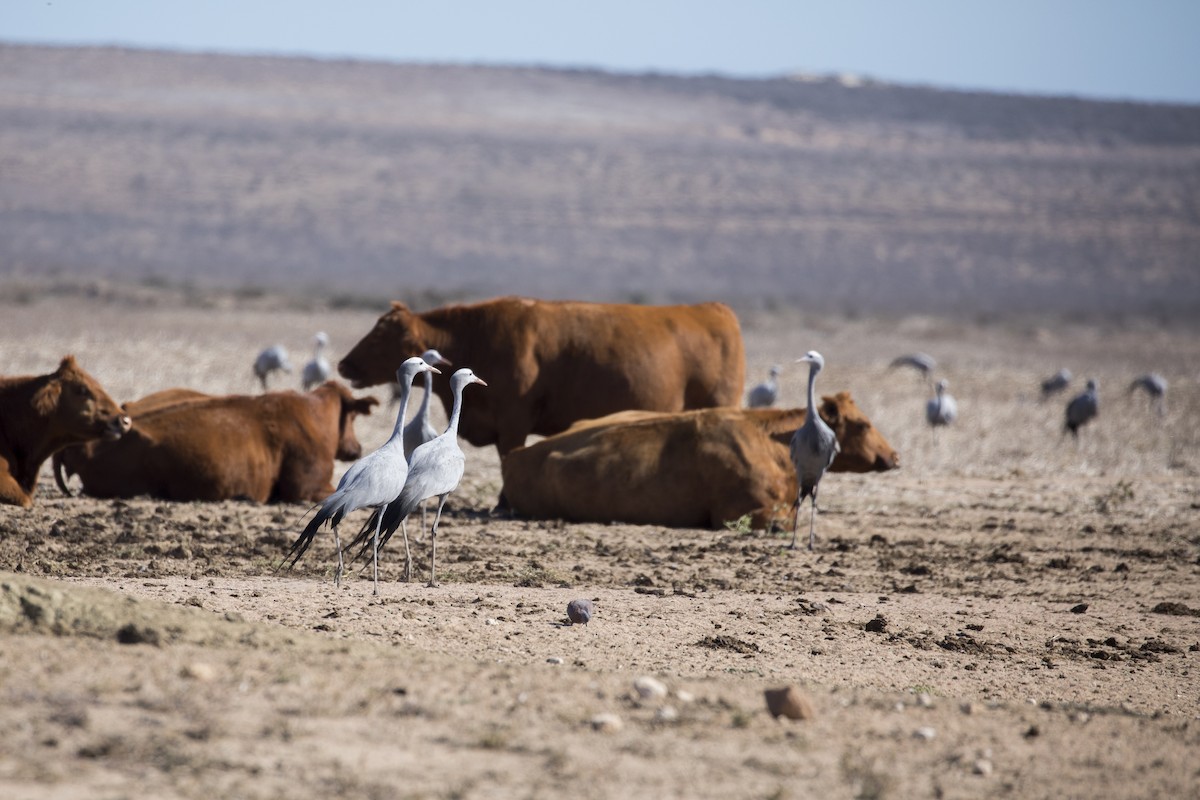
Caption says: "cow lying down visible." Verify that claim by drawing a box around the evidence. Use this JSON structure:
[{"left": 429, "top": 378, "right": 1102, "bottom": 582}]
[
  {"left": 500, "top": 391, "right": 898, "bottom": 530},
  {"left": 54, "top": 381, "right": 378, "bottom": 503},
  {"left": 0, "top": 356, "right": 131, "bottom": 508}
]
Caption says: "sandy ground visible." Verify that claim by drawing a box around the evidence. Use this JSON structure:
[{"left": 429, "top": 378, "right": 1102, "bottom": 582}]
[{"left": 1, "top": 291, "right": 1199, "bottom": 799}]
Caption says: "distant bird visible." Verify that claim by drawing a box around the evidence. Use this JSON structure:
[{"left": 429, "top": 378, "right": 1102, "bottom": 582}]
[
  {"left": 253, "top": 345, "right": 293, "bottom": 391},
  {"left": 1040, "top": 368, "right": 1072, "bottom": 400},
  {"left": 926, "top": 379, "right": 958, "bottom": 431},
  {"left": 349, "top": 368, "right": 488, "bottom": 587},
  {"left": 280, "top": 356, "right": 441, "bottom": 594},
  {"left": 1065, "top": 379, "right": 1099, "bottom": 437},
  {"left": 889, "top": 352, "right": 937, "bottom": 381},
  {"left": 789, "top": 351, "right": 840, "bottom": 551},
  {"left": 301, "top": 332, "right": 333, "bottom": 391},
  {"left": 746, "top": 365, "right": 782, "bottom": 408},
  {"left": 1129, "top": 373, "right": 1167, "bottom": 416},
  {"left": 567, "top": 599, "right": 594, "bottom": 626}
]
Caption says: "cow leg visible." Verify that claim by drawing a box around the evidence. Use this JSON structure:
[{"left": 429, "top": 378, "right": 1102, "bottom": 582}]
[
  {"left": 427, "top": 493, "right": 449, "bottom": 588},
  {"left": 0, "top": 469, "right": 34, "bottom": 509}
]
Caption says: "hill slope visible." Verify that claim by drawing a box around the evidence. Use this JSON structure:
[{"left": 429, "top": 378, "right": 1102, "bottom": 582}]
[{"left": 1, "top": 44, "right": 1198, "bottom": 314}]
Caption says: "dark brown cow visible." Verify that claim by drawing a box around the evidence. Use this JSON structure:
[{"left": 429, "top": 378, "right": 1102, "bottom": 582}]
[
  {"left": 0, "top": 356, "right": 131, "bottom": 508},
  {"left": 53, "top": 381, "right": 377, "bottom": 503},
  {"left": 338, "top": 297, "right": 746, "bottom": 454},
  {"left": 500, "top": 391, "right": 898, "bottom": 530}
]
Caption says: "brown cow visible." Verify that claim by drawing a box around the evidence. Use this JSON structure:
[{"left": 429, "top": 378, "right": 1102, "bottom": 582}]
[
  {"left": 53, "top": 381, "right": 378, "bottom": 503},
  {"left": 0, "top": 356, "right": 131, "bottom": 508},
  {"left": 338, "top": 297, "right": 746, "bottom": 454},
  {"left": 121, "top": 387, "right": 212, "bottom": 416},
  {"left": 500, "top": 391, "right": 898, "bottom": 530}
]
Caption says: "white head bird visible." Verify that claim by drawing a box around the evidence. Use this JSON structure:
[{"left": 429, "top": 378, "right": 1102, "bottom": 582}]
[
  {"left": 789, "top": 351, "right": 840, "bottom": 551},
  {"left": 746, "top": 364, "right": 782, "bottom": 408},
  {"left": 302, "top": 331, "right": 333, "bottom": 391}
]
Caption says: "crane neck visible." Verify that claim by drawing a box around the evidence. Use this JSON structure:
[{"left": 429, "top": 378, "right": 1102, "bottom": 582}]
[
  {"left": 804, "top": 363, "right": 819, "bottom": 423},
  {"left": 445, "top": 380, "right": 467, "bottom": 435},
  {"left": 390, "top": 375, "right": 416, "bottom": 439},
  {"left": 417, "top": 370, "right": 434, "bottom": 420}
]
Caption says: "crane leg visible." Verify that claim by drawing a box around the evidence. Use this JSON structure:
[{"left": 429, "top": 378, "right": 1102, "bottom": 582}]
[
  {"left": 427, "top": 494, "right": 449, "bottom": 588},
  {"left": 372, "top": 503, "right": 386, "bottom": 596},
  {"left": 788, "top": 495, "right": 801, "bottom": 550},
  {"left": 400, "top": 518, "right": 413, "bottom": 582},
  {"left": 333, "top": 526, "right": 344, "bottom": 588},
  {"left": 808, "top": 485, "right": 820, "bottom": 551}
]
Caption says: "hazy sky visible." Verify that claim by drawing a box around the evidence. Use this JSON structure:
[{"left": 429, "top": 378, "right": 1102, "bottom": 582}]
[{"left": 4, "top": 0, "right": 1199, "bottom": 104}]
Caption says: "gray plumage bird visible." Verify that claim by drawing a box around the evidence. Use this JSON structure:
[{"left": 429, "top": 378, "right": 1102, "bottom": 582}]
[
  {"left": 926, "top": 379, "right": 958, "bottom": 429},
  {"left": 889, "top": 352, "right": 937, "bottom": 380},
  {"left": 1040, "top": 368, "right": 1072, "bottom": 400},
  {"left": 567, "top": 599, "right": 594, "bottom": 626},
  {"left": 746, "top": 364, "right": 782, "bottom": 408},
  {"left": 1129, "top": 373, "right": 1167, "bottom": 416},
  {"left": 301, "top": 332, "right": 333, "bottom": 391},
  {"left": 789, "top": 351, "right": 840, "bottom": 551},
  {"left": 403, "top": 349, "right": 454, "bottom": 541},
  {"left": 253, "top": 344, "right": 293, "bottom": 391},
  {"left": 281, "top": 356, "right": 441, "bottom": 594},
  {"left": 1065, "top": 379, "right": 1099, "bottom": 437},
  {"left": 349, "top": 367, "right": 488, "bottom": 587}
]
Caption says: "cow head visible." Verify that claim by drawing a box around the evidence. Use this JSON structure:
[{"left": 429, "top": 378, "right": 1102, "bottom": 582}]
[
  {"left": 34, "top": 356, "right": 132, "bottom": 445},
  {"left": 818, "top": 391, "right": 899, "bottom": 472},
  {"left": 327, "top": 381, "right": 380, "bottom": 461},
  {"left": 338, "top": 302, "right": 430, "bottom": 389}
]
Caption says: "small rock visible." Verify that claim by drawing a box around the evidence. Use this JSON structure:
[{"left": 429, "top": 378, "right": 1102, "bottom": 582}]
[
  {"left": 913, "top": 726, "right": 936, "bottom": 741},
  {"left": 960, "top": 702, "right": 978, "bottom": 715},
  {"left": 675, "top": 689, "right": 695, "bottom": 705},
  {"left": 865, "top": 615, "right": 888, "bottom": 633},
  {"left": 567, "top": 599, "right": 595, "bottom": 625},
  {"left": 116, "top": 623, "right": 160, "bottom": 646},
  {"left": 485, "top": 618, "right": 499, "bottom": 626},
  {"left": 1070, "top": 603, "right": 1089, "bottom": 614},
  {"left": 916, "top": 692, "right": 934, "bottom": 708},
  {"left": 546, "top": 657, "right": 564, "bottom": 665},
  {"left": 973, "top": 758, "right": 994, "bottom": 776},
  {"left": 763, "top": 686, "right": 817, "bottom": 720},
  {"left": 655, "top": 705, "right": 679, "bottom": 722},
  {"left": 180, "top": 662, "right": 216, "bottom": 682},
  {"left": 589, "top": 712, "right": 623, "bottom": 733},
  {"left": 633, "top": 676, "right": 668, "bottom": 701}
]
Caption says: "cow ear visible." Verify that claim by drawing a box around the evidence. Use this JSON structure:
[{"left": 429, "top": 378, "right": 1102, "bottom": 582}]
[
  {"left": 56, "top": 355, "right": 79, "bottom": 375},
  {"left": 819, "top": 396, "right": 841, "bottom": 426},
  {"left": 353, "top": 396, "right": 379, "bottom": 415},
  {"left": 389, "top": 301, "right": 410, "bottom": 314},
  {"left": 33, "top": 379, "right": 62, "bottom": 416}
]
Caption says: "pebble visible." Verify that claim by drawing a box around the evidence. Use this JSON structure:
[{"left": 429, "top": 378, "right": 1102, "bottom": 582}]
[
  {"left": 960, "top": 702, "right": 978, "bottom": 715},
  {"left": 763, "top": 686, "right": 817, "bottom": 720},
  {"left": 973, "top": 758, "right": 994, "bottom": 776},
  {"left": 675, "top": 689, "right": 695, "bottom": 705},
  {"left": 916, "top": 692, "right": 934, "bottom": 708},
  {"left": 589, "top": 713, "right": 623, "bottom": 733},
  {"left": 567, "top": 599, "right": 595, "bottom": 625},
  {"left": 913, "top": 727, "right": 937, "bottom": 741},
  {"left": 485, "top": 618, "right": 499, "bottom": 626},
  {"left": 546, "top": 657, "right": 564, "bottom": 665},
  {"left": 655, "top": 705, "right": 679, "bottom": 722},
  {"left": 180, "top": 662, "right": 216, "bottom": 682},
  {"left": 633, "top": 676, "right": 668, "bottom": 701}
]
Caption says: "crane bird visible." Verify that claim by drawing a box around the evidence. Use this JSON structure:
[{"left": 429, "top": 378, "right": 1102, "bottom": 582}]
[
  {"left": 789, "top": 351, "right": 840, "bottom": 551},
  {"left": 1129, "top": 373, "right": 1167, "bottom": 416},
  {"left": 301, "top": 332, "right": 333, "bottom": 391},
  {"left": 404, "top": 349, "right": 454, "bottom": 539},
  {"left": 1064, "top": 379, "right": 1099, "bottom": 437},
  {"left": 1040, "top": 368, "right": 1072, "bottom": 400},
  {"left": 280, "top": 356, "right": 440, "bottom": 594},
  {"left": 746, "top": 365, "right": 782, "bottom": 408},
  {"left": 253, "top": 345, "right": 293, "bottom": 391},
  {"left": 926, "top": 378, "right": 958, "bottom": 435},
  {"left": 889, "top": 352, "right": 937, "bottom": 382},
  {"left": 347, "top": 367, "right": 488, "bottom": 587}
]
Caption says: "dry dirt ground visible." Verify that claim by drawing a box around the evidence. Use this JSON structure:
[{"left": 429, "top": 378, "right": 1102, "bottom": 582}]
[{"left": 1, "top": 291, "right": 1199, "bottom": 799}]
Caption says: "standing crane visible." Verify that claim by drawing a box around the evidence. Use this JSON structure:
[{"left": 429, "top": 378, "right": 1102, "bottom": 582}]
[{"left": 789, "top": 351, "right": 840, "bottom": 551}]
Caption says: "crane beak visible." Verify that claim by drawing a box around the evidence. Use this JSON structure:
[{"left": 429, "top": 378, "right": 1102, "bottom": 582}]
[
  {"left": 474, "top": 377, "right": 488, "bottom": 387},
  {"left": 425, "top": 365, "right": 442, "bottom": 374}
]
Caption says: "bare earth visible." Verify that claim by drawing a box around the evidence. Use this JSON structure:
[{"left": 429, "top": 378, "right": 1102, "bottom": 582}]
[{"left": 1, "top": 292, "right": 1198, "bottom": 799}]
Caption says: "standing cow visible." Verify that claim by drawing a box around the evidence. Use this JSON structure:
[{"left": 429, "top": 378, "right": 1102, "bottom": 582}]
[
  {"left": 0, "top": 356, "right": 131, "bottom": 508},
  {"left": 338, "top": 297, "right": 746, "bottom": 454}
]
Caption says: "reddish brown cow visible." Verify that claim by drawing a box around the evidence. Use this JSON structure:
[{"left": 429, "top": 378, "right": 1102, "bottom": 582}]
[
  {"left": 338, "top": 297, "right": 746, "bottom": 454},
  {"left": 0, "top": 356, "right": 131, "bottom": 508},
  {"left": 121, "top": 387, "right": 212, "bottom": 416},
  {"left": 53, "top": 381, "right": 377, "bottom": 503},
  {"left": 500, "top": 392, "right": 898, "bottom": 530}
]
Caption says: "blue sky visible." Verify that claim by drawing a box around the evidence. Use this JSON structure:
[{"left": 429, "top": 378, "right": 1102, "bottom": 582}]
[{"left": 4, "top": 0, "right": 1199, "bottom": 104}]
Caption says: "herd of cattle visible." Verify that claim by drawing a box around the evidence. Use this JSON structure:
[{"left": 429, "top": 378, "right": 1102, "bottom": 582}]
[{"left": 2, "top": 297, "right": 902, "bottom": 539}]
